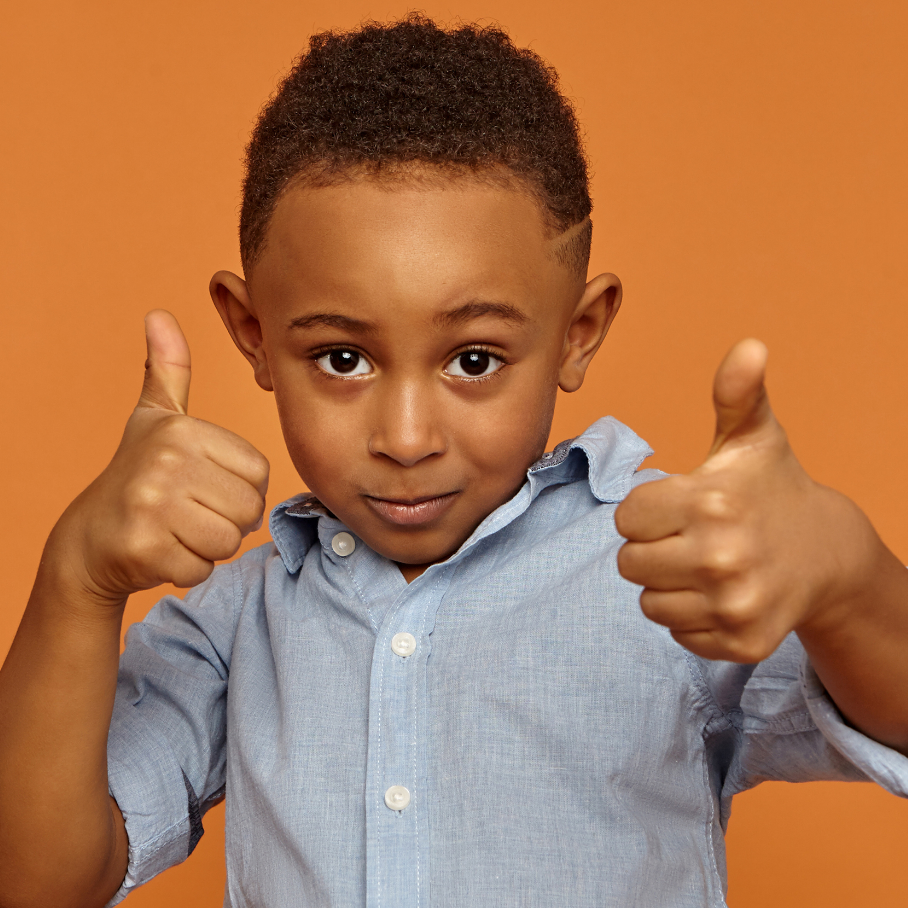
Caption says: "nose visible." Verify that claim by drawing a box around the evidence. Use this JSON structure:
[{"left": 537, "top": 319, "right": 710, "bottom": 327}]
[{"left": 368, "top": 379, "right": 446, "bottom": 467}]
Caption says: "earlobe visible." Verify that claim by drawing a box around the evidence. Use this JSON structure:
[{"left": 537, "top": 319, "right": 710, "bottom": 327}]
[
  {"left": 209, "top": 270, "right": 274, "bottom": 392},
  {"left": 558, "top": 272, "right": 622, "bottom": 393}
]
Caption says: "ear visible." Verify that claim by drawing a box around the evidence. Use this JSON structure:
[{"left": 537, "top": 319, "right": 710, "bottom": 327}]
[
  {"left": 558, "top": 272, "right": 622, "bottom": 393},
  {"left": 209, "top": 270, "right": 274, "bottom": 392}
]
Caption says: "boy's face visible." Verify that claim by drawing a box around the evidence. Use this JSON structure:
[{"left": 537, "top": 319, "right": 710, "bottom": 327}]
[{"left": 212, "top": 175, "right": 620, "bottom": 579}]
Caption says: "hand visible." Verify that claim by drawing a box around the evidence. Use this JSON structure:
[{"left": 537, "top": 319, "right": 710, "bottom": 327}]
[
  {"left": 50, "top": 310, "right": 270, "bottom": 604},
  {"left": 614, "top": 339, "right": 861, "bottom": 663}
]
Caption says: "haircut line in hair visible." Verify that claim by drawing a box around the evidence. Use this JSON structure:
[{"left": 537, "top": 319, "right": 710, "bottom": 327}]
[
  {"left": 550, "top": 218, "right": 593, "bottom": 278},
  {"left": 240, "top": 14, "right": 594, "bottom": 279}
]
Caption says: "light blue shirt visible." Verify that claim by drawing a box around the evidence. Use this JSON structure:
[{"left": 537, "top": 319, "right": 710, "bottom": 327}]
[{"left": 105, "top": 416, "right": 908, "bottom": 908}]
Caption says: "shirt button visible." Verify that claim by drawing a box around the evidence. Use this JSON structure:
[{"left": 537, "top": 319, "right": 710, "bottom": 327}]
[
  {"left": 384, "top": 785, "right": 411, "bottom": 811},
  {"left": 331, "top": 532, "right": 355, "bottom": 557},
  {"left": 391, "top": 632, "right": 416, "bottom": 657}
]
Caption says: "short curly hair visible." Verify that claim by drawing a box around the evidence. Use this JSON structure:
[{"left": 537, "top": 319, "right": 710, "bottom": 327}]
[{"left": 240, "top": 14, "right": 592, "bottom": 276}]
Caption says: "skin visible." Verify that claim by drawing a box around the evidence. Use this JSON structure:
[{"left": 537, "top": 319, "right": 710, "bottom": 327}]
[
  {"left": 211, "top": 179, "right": 619, "bottom": 581},
  {"left": 0, "top": 308, "right": 269, "bottom": 908},
  {"left": 215, "top": 175, "right": 908, "bottom": 752},
  {"left": 2, "top": 171, "right": 908, "bottom": 908},
  {"left": 616, "top": 339, "right": 908, "bottom": 752},
  {"left": 0, "top": 177, "right": 619, "bottom": 908}
]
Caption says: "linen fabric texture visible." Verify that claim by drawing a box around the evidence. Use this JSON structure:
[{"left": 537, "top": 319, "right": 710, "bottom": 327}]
[{"left": 104, "top": 417, "right": 908, "bottom": 908}]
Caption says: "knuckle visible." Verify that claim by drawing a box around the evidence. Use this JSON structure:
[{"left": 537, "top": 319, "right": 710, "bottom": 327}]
[
  {"left": 246, "top": 490, "right": 266, "bottom": 519},
  {"left": 253, "top": 453, "right": 270, "bottom": 481},
  {"left": 236, "top": 487, "right": 265, "bottom": 528},
  {"left": 221, "top": 523, "right": 243, "bottom": 555},
  {"left": 204, "top": 521, "right": 243, "bottom": 560},
  {"left": 698, "top": 542, "right": 747, "bottom": 582},
  {"left": 694, "top": 488, "right": 737, "bottom": 522},
  {"left": 613, "top": 499, "right": 636, "bottom": 537},
  {"left": 613, "top": 501, "right": 628, "bottom": 535},
  {"left": 638, "top": 589, "right": 662, "bottom": 621},
  {"left": 152, "top": 416, "right": 189, "bottom": 449},
  {"left": 714, "top": 589, "right": 762, "bottom": 630},
  {"left": 172, "top": 561, "right": 214, "bottom": 589},
  {"left": 246, "top": 453, "right": 270, "bottom": 489},
  {"left": 160, "top": 411, "right": 191, "bottom": 435},
  {"left": 126, "top": 479, "right": 166, "bottom": 512},
  {"left": 119, "top": 526, "right": 158, "bottom": 568},
  {"left": 615, "top": 543, "right": 639, "bottom": 581},
  {"left": 150, "top": 444, "right": 183, "bottom": 472}
]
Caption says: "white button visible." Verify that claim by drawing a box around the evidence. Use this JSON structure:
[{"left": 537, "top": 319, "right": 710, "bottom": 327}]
[
  {"left": 391, "top": 632, "right": 417, "bottom": 657},
  {"left": 331, "top": 532, "right": 355, "bottom": 556},
  {"left": 384, "top": 785, "right": 411, "bottom": 811}
]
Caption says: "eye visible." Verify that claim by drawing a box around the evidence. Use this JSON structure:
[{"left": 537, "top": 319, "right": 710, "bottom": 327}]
[
  {"left": 444, "top": 350, "right": 505, "bottom": 379},
  {"left": 314, "top": 349, "right": 373, "bottom": 377}
]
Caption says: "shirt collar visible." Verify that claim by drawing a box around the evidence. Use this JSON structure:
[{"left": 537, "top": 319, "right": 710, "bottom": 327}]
[
  {"left": 269, "top": 416, "right": 652, "bottom": 573},
  {"left": 527, "top": 415, "right": 653, "bottom": 503}
]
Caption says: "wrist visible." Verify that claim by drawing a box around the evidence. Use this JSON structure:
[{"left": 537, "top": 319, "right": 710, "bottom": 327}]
[
  {"left": 36, "top": 519, "right": 131, "bottom": 619},
  {"left": 795, "top": 485, "right": 893, "bottom": 640}
]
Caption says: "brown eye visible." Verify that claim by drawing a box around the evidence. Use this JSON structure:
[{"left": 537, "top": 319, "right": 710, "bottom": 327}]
[
  {"left": 315, "top": 349, "right": 372, "bottom": 377},
  {"left": 459, "top": 352, "right": 490, "bottom": 375},
  {"left": 330, "top": 351, "right": 358, "bottom": 373},
  {"left": 445, "top": 350, "right": 504, "bottom": 379}
]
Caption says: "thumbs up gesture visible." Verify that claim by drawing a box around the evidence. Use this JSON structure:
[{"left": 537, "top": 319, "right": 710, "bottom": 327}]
[
  {"left": 53, "top": 310, "right": 270, "bottom": 604},
  {"left": 615, "top": 339, "right": 850, "bottom": 663}
]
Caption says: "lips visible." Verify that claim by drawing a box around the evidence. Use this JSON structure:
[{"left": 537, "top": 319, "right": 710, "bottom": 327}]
[{"left": 364, "top": 491, "right": 459, "bottom": 526}]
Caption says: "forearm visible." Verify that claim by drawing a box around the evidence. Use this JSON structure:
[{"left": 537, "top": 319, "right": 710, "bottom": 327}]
[
  {"left": 0, "top": 541, "right": 129, "bottom": 908},
  {"left": 797, "top": 493, "right": 908, "bottom": 755}
]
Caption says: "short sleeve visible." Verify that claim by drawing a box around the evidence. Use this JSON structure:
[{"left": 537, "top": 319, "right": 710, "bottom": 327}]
[
  {"left": 800, "top": 655, "right": 908, "bottom": 796},
  {"left": 103, "top": 560, "right": 241, "bottom": 906},
  {"left": 693, "top": 634, "right": 908, "bottom": 806}
]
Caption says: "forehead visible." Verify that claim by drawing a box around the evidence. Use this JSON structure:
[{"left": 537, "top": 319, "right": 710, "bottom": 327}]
[{"left": 249, "top": 176, "right": 574, "bottom": 320}]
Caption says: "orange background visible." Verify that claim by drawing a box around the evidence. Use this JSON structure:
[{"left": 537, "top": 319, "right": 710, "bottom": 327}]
[{"left": 2, "top": 0, "right": 907, "bottom": 904}]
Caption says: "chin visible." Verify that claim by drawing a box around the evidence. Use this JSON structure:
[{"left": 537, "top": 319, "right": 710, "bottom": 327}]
[{"left": 370, "top": 531, "right": 463, "bottom": 568}]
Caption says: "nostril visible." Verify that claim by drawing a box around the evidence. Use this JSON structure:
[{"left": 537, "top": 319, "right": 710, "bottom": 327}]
[
  {"left": 368, "top": 432, "right": 446, "bottom": 467},
  {"left": 368, "top": 392, "right": 446, "bottom": 466}
]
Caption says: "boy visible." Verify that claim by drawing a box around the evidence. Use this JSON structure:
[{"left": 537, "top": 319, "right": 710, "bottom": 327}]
[{"left": 1, "top": 13, "right": 907, "bottom": 908}]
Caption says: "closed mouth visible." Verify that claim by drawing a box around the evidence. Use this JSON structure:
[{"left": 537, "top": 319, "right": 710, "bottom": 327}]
[{"left": 363, "top": 491, "right": 459, "bottom": 526}]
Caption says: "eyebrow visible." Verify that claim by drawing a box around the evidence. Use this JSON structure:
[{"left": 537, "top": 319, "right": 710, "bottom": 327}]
[
  {"left": 287, "top": 313, "right": 377, "bottom": 334},
  {"left": 286, "top": 300, "right": 530, "bottom": 334},
  {"left": 434, "top": 300, "right": 530, "bottom": 328}
]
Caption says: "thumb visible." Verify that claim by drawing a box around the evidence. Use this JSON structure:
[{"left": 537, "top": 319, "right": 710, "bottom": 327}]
[
  {"left": 707, "top": 338, "right": 774, "bottom": 456},
  {"left": 138, "top": 309, "right": 191, "bottom": 414}
]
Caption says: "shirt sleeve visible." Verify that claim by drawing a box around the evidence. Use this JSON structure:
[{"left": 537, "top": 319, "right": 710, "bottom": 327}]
[
  {"left": 692, "top": 634, "right": 908, "bottom": 807},
  {"left": 799, "top": 655, "right": 908, "bottom": 795},
  {"left": 103, "top": 559, "right": 242, "bottom": 906}
]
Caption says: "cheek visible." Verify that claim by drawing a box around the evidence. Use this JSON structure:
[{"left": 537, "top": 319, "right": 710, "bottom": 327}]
[
  {"left": 461, "top": 377, "right": 558, "bottom": 478},
  {"left": 271, "top": 381, "right": 360, "bottom": 487}
]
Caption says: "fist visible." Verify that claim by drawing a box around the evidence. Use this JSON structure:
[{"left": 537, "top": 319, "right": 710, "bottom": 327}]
[
  {"left": 55, "top": 310, "right": 270, "bottom": 602},
  {"left": 614, "top": 339, "right": 853, "bottom": 663}
]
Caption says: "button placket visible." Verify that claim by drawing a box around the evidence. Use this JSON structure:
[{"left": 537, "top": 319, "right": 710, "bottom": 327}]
[
  {"left": 391, "top": 632, "right": 417, "bottom": 657},
  {"left": 384, "top": 785, "right": 411, "bottom": 811},
  {"left": 365, "top": 571, "right": 447, "bottom": 908}
]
